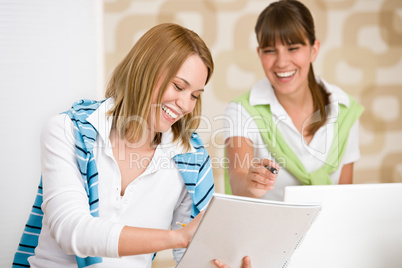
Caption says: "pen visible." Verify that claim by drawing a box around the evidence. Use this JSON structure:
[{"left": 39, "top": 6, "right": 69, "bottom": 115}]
[
  {"left": 264, "top": 165, "right": 278, "bottom": 174},
  {"left": 175, "top": 221, "right": 186, "bottom": 228}
]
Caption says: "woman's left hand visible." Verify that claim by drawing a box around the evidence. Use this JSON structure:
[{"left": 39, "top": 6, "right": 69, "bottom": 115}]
[
  {"left": 213, "top": 256, "right": 251, "bottom": 268},
  {"left": 175, "top": 211, "right": 204, "bottom": 248}
]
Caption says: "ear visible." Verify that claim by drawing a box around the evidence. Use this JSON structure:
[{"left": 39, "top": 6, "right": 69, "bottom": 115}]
[
  {"left": 256, "top": 46, "right": 262, "bottom": 59},
  {"left": 310, "top": 39, "right": 320, "bottom": 63}
]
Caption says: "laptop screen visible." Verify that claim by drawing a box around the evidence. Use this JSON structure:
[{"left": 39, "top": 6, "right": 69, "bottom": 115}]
[{"left": 283, "top": 183, "right": 402, "bottom": 268}]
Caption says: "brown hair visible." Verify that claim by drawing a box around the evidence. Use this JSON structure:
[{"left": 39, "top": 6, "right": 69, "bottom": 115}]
[
  {"left": 255, "top": 0, "right": 330, "bottom": 136},
  {"left": 105, "top": 23, "right": 214, "bottom": 151}
]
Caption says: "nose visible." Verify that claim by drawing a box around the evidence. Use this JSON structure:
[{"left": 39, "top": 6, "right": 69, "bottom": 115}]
[
  {"left": 275, "top": 49, "right": 290, "bottom": 68},
  {"left": 176, "top": 92, "right": 195, "bottom": 115}
]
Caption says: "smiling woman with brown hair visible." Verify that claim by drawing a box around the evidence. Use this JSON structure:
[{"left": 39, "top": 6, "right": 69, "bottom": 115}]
[{"left": 224, "top": 0, "right": 364, "bottom": 201}]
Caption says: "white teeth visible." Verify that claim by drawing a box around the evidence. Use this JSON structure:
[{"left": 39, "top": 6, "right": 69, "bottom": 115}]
[
  {"left": 276, "top": 70, "right": 296, "bottom": 78},
  {"left": 162, "top": 105, "right": 178, "bottom": 119}
]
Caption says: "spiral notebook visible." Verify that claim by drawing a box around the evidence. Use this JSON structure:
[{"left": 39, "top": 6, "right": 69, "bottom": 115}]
[{"left": 176, "top": 193, "right": 321, "bottom": 268}]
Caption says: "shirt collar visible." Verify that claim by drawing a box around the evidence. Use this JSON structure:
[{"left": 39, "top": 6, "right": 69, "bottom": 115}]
[
  {"left": 248, "top": 77, "right": 350, "bottom": 117},
  {"left": 159, "top": 129, "right": 196, "bottom": 157},
  {"left": 86, "top": 98, "right": 195, "bottom": 157},
  {"left": 146, "top": 130, "right": 196, "bottom": 175},
  {"left": 249, "top": 78, "right": 276, "bottom": 106},
  {"left": 249, "top": 78, "right": 287, "bottom": 117},
  {"left": 86, "top": 98, "right": 114, "bottom": 145}
]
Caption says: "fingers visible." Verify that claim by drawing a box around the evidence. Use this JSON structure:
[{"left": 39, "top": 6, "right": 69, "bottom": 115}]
[
  {"left": 213, "top": 256, "right": 251, "bottom": 268},
  {"left": 185, "top": 210, "right": 204, "bottom": 232},
  {"left": 247, "top": 159, "right": 278, "bottom": 193},
  {"left": 250, "top": 160, "right": 279, "bottom": 177},
  {"left": 242, "top": 256, "right": 251, "bottom": 268},
  {"left": 193, "top": 210, "right": 204, "bottom": 222},
  {"left": 248, "top": 167, "right": 277, "bottom": 187},
  {"left": 213, "top": 259, "right": 229, "bottom": 268},
  {"left": 180, "top": 210, "right": 205, "bottom": 248},
  {"left": 261, "top": 158, "right": 280, "bottom": 171},
  {"left": 248, "top": 174, "right": 274, "bottom": 190}
]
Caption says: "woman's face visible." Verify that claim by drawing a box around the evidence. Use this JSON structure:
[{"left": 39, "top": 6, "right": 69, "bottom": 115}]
[
  {"left": 257, "top": 38, "right": 320, "bottom": 97},
  {"left": 150, "top": 54, "right": 208, "bottom": 133}
]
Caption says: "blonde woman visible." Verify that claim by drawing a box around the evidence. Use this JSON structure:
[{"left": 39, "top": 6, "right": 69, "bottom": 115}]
[{"left": 14, "top": 23, "right": 215, "bottom": 268}]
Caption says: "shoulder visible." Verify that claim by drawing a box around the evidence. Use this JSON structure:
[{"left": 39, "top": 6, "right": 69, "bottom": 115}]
[
  {"left": 40, "top": 113, "right": 75, "bottom": 150},
  {"left": 319, "top": 78, "right": 350, "bottom": 106},
  {"left": 231, "top": 78, "right": 276, "bottom": 108},
  {"left": 70, "top": 99, "right": 105, "bottom": 111},
  {"left": 64, "top": 99, "right": 105, "bottom": 120},
  {"left": 42, "top": 113, "right": 73, "bottom": 136},
  {"left": 41, "top": 99, "right": 105, "bottom": 145},
  {"left": 230, "top": 79, "right": 268, "bottom": 104},
  {"left": 319, "top": 78, "right": 364, "bottom": 115}
]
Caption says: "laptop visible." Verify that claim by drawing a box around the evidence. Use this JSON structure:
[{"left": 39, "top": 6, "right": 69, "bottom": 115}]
[{"left": 283, "top": 183, "right": 402, "bottom": 268}]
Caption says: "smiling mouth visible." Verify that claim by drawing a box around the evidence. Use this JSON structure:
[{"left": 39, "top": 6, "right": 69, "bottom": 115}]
[
  {"left": 162, "top": 104, "right": 179, "bottom": 120},
  {"left": 276, "top": 70, "right": 296, "bottom": 78}
]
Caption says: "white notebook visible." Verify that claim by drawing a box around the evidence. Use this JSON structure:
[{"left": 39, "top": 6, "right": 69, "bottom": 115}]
[{"left": 176, "top": 193, "right": 321, "bottom": 268}]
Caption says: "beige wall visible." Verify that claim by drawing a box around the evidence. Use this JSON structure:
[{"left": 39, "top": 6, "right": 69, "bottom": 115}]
[
  {"left": 103, "top": 0, "right": 402, "bottom": 266},
  {"left": 104, "top": 0, "right": 402, "bottom": 188}
]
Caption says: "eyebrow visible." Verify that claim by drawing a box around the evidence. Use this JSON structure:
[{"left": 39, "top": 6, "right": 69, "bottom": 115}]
[{"left": 176, "top": 76, "right": 205, "bottom": 92}]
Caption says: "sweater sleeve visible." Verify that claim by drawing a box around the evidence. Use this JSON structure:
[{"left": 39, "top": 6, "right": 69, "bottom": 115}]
[{"left": 40, "top": 114, "right": 124, "bottom": 258}]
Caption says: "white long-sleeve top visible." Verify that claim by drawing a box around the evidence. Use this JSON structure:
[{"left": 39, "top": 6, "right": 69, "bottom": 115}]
[{"left": 29, "top": 98, "right": 192, "bottom": 267}]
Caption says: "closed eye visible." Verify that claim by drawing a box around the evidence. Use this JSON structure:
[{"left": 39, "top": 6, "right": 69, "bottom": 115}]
[
  {"left": 289, "top": 47, "right": 299, "bottom": 51},
  {"left": 174, "top": 82, "right": 200, "bottom": 100},
  {"left": 173, "top": 83, "right": 183, "bottom": 91},
  {"left": 262, "top": 48, "right": 275, "bottom": 54}
]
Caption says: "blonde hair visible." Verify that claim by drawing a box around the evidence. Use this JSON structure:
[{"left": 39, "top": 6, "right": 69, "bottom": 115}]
[
  {"left": 255, "top": 0, "right": 330, "bottom": 136},
  {"left": 105, "top": 23, "right": 214, "bottom": 151}
]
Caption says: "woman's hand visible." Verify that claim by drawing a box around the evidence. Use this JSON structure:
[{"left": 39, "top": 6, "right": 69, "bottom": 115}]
[
  {"left": 213, "top": 256, "right": 251, "bottom": 268},
  {"left": 226, "top": 137, "right": 279, "bottom": 198},
  {"left": 246, "top": 158, "right": 279, "bottom": 198},
  {"left": 174, "top": 211, "right": 204, "bottom": 248}
]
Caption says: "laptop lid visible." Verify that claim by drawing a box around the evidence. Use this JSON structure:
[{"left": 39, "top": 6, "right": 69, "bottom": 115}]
[{"left": 284, "top": 183, "right": 402, "bottom": 268}]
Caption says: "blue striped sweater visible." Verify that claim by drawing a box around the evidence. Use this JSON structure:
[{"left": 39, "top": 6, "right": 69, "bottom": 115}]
[{"left": 12, "top": 99, "right": 215, "bottom": 267}]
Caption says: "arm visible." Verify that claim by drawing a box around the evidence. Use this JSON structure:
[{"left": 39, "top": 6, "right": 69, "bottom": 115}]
[
  {"left": 118, "top": 211, "right": 203, "bottom": 256},
  {"left": 225, "top": 136, "right": 278, "bottom": 198},
  {"left": 41, "top": 114, "right": 121, "bottom": 257},
  {"left": 41, "top": 114, "right": 201, "bottom": 258},
  {"left": 338, "top": 163, "right": 353, "bottom": 184}
]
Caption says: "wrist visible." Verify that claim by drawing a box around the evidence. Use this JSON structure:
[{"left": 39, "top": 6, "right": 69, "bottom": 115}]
[{"left": 171, "top": 229, "right": 189, "bottom": 249}]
